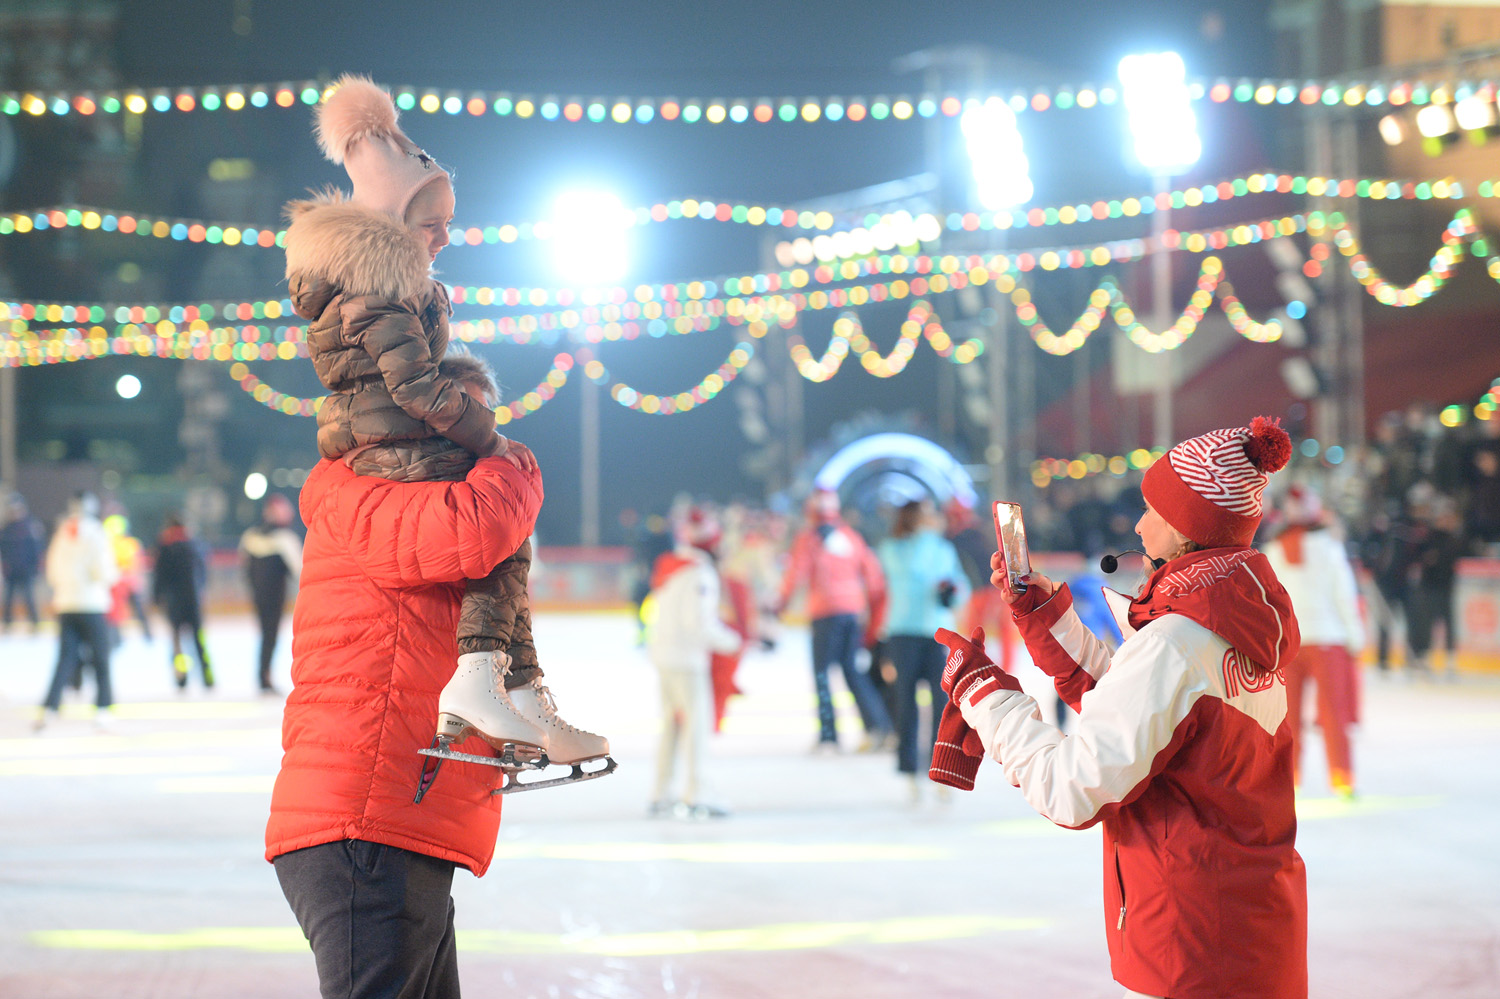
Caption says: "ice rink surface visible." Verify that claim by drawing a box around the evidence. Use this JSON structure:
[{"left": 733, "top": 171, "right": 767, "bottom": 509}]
[{"left": 1, "top": 611, "right": 1497, "bottom": 998}]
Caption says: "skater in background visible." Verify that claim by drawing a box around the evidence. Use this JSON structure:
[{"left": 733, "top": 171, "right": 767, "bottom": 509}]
[
  {"left": 1, "top": 493, "right": 45, "bottom": 633},
  {"left": 876, "top": 498, "right": 968, "bottom": 800},
  {"left": 1264, "top": 485, "right": 1364, "bottom": 798},
  {"left": 267, "top": 427, "right": 542, "bottom": 999},
  {"left": 1407, "top": 494, "right": 1468, "bottom": 679},
  {"left": 646, "top": 506, "right": 742, "bottom": 818},
  {"left": 103, "top": 511, "right": 152, "bottom": 643},
  {"left": 152, "top": 513, "right": 215, "bottom": 690},
  {"left": 932, "top": 417, "right": 1306, "bottom": 999},
  {"left": 775, "top": 489, "right": 893, "bottom": 753},
  {"left": 240, "top": 494, "right": 303, "bottom": 694},
  {"left": 36, "top": 493, "right": 117, "bottom": 730},
  {"left": 711, "top": 503, "right": 773, "bottom": 731},
  {"left": 625, "top": 507, "right": 674, "bottom": 645},
  {"left": 286, "top": 75, "right": 603, "bottom": 768}
]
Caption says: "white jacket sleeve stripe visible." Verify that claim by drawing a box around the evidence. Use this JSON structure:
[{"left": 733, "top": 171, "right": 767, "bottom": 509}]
[
  {"left": 1049, "top": 605, "right": 1114, "bottom": 682},
  {"left": 962, "top": 622, "right": 1206, "bottom": 829}
]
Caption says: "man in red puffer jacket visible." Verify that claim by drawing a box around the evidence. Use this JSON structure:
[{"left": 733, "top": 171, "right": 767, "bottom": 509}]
[{"left": 266, "top": 451, "right": 541, "bottom": 998}]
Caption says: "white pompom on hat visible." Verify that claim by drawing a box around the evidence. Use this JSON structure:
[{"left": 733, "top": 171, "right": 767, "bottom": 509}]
[
  {"left": 1141, "top": 416, "right": 1293, "bottom": 547},
  {"left": 314, "top": 75, "right": 452, "bottom": 219}
]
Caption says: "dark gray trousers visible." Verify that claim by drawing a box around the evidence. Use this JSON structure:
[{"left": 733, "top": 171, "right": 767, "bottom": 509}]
[{"left": 274, "top": 839, "right": 461, "bottom": 999}]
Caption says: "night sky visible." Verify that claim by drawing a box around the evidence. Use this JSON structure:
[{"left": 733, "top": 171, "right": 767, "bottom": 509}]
[{"left": 10, "top": 1, "right": 1283, "bottom": 543}]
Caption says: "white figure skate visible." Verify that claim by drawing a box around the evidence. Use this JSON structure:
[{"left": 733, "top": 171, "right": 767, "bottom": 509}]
[
  {"left": 414, "top": 651, "right": 550, "bottom": 803},
  {"left": 499, "top": 680, "right": 617, "bottom": 793}
]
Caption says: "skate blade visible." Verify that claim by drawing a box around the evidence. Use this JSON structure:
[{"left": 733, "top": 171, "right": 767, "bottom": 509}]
[
  {"left": 418, "top": 744, "right": 549, "bottom": 770},
  {"left": 493, "top": 756, "right": 618, "bottom": 795}
]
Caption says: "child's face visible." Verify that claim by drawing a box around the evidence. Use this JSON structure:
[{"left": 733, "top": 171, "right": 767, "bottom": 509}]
[{"left": 405, "top": 181, "right": 455, "bottom": 262}]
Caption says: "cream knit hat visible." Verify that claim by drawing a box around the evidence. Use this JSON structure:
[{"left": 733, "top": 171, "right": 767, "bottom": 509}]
[{"left": 314, "top": 75, "right": 452, "bottom": 219}]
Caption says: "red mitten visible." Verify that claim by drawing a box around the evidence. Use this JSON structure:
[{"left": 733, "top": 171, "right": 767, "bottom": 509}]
[
  {"left": 929, "top": 626, "right": 1023, "bottom": 791},
  {"left": 929, "top": 701, "right": 986, "bottom": 790},
  {"left": 937, "top": 625, "right": 1022, "bottom": 706}
]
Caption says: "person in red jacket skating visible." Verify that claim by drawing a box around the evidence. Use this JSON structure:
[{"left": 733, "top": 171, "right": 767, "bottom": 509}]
[
  {"left": 774, "top": 489, "right": 894, "bottom": 752},
  {"left": 266, "top": 452, "right": 542, "bottom": 999},
  {"left": 932, "top": 417, "right": 1308, "bottom": 999}
]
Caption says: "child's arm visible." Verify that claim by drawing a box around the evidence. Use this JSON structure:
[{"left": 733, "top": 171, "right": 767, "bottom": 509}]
[{"left": 344, "top": 296, "right": 502, "bottom": 458}]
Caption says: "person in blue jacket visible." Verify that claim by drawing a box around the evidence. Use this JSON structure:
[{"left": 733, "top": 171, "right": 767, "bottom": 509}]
[{"left": 876, "top": 498, "right": 970, "bottom": 798}]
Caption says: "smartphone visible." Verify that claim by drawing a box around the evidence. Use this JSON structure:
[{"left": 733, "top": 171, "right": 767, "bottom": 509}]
[{"left": 993, "top": 501, "right": 1031, "bottom": 593}]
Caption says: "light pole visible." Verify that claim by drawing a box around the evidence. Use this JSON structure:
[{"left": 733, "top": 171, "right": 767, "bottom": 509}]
[
  {"left": 961, "top": 95, "right": 1032, "bottom": 500},
  {"left": 552, "top": 190, "right": 630, "bottom": 546},
  {"left": 1119, "top": 52, "right": 1201, "bottom": 450}
]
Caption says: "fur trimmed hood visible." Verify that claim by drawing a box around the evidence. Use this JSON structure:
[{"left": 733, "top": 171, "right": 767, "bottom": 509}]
[{"left": 283, "top": 190, "right": 433, "bottom": 305}]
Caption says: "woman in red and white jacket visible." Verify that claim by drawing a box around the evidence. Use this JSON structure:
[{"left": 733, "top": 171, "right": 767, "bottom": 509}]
[{"left": 933, "top": 418, "right": 1307, "bottom": 999}]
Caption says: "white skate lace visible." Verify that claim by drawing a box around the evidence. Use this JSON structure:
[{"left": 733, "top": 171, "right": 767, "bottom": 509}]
[{"left": 531, "top": 684, "right": 581, "bottom": 732}]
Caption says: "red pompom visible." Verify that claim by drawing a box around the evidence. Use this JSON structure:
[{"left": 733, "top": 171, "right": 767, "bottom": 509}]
[{"left": 1243, "top": 415, "right": 1292, "bottom": 473}]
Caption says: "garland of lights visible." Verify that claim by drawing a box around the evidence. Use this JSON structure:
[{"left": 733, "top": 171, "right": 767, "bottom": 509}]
[
  {"left": 0, "top": 210, "right": 1323, "bottom": 322},
  {"left": 588, "top": 341, "right": 757, "bottom": 416},
  {"left": 6, "top": 76, "right": 1497, "bottom": 123},
  {"left": 5, "top": 208, "right": 1497, "bottom": 370},
  {"left": 788, "top": 301, "right": 984, "bottom": 382},
  {"left": 1032, "top": 375, "right": 1500, "bottom": 486},
  {"left": 1030, "top": 448, "right": 1166, "bottom": 489},
  {"left": 1329, "top": 209, "right": 1478, "bottom": 305},
  {"left": 5, "top": 176, "right": 1484, "bottom": 251}
]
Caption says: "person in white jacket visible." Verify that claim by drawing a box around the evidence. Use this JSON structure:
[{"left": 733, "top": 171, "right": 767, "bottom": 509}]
[
  {"left": 1263, "top": 485, "right": 1364, "bottom": 797},
  {"left": 37, "top": 492, "right": 119, "bottom": 729},
  {"left": 646, "top": 507, "right": 742, "bottom": 818}
]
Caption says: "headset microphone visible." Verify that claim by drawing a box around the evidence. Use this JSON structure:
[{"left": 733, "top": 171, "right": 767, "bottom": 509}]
[{"left": 1099, "top": 549, "right": 1151, "bottom": 574}]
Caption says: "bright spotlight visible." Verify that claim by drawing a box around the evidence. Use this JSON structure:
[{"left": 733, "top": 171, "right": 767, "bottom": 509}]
[
  {"left": 1118, "top": 52, "right": 1202, "bottom": 175},
  {"left": 243, "top": 472, "right": 268, "bottom": 501},
  {"left": 551, "top": 190, "right": 630, "bottom": 286},
  {"left": 1416, "top": 103, "right": 1456, "bottom": 138},
  {"left": 115, "top": 374, "right": 141, "bottom": 399},
  {"left": 1378, "top": 114, "right": 1406, "bottom": 146},
  {"left": 960, "top": 97, "right": 1033, "bottom": 210},
  {"left": 1455, "top": 95, "right": 1496, "bottom": 131}
]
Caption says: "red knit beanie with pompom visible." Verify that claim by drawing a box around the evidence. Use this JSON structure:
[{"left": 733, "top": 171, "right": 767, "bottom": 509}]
[{"left": 1140, "top": 416, "right": 1292, "bottom": 547}]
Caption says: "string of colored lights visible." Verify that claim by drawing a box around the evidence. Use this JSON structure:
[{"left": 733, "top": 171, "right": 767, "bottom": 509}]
[
  {"left": 5, "top": 208, "right": 1496, "bottom": 370},
  {"left": 0, "top": 207, "right": 1326, "bottom": 324},
  {"left": 787, "top": 301, "right": 984, "bottom": 382},
  {"left": 1440, "top": 376, "right": 1499, "bottom": 426},
  {"left": 4, "top": 175, "right": 1481, "bottom": 249},
  {"left": 1035, "top": 374, "right": 1500, "bottom": 487},
  {"left": 1030, "top": 448, "right": 1166, "bottom": 489},
  {"left": 1328, "top": 208, "right": 1479, "bottom": 306},
  {"left": 227, "top": 353, "right": 577, "bottom": 423},
  {"left": 587, "top": 341, "right": 757, "bottom": 416},
  {"left": 5, "top": 76, "right": 1495, "bottom": 122}
]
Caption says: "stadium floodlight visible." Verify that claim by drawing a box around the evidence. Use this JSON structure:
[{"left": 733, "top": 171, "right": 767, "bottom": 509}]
[
  {"left": 961, "top": 96, "right": 1033, "bottom": 210},
  {"left": 1118, "top": 52, "right": 1202, "bottom": 176},
  {"left": 551, "top": 189, "right": 631, "bottom": 286}
]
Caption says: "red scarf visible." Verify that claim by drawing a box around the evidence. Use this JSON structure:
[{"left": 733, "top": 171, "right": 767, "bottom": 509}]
[
  {"left": 1128, "top": 547, "right": 1300, "bottom": 674},
  {"left": 651, "top": 551, "right": 697, "bottom": 590},
  {"left": 1278, "top": 525, "right": 1306, "bottom": 565}
]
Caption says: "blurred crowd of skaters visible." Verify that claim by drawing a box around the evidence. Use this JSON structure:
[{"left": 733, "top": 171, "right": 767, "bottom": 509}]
[{"left": 3, "top": 401, "right": 1496, "bottom": 804}]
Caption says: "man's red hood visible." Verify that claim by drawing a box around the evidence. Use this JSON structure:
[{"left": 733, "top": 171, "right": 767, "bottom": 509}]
[{"left": 1129, "top": 547, "right": 1300, "bottom": 674}]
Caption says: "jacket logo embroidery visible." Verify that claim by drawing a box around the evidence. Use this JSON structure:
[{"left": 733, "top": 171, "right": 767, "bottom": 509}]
[{"left": 1222, "top": 647, "right": 1283, "bottom": 697}]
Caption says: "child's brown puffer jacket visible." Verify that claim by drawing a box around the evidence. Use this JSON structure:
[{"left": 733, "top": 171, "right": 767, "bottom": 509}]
[{"left": 283, "top": 191, "right": 501, "bottom": 462}]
